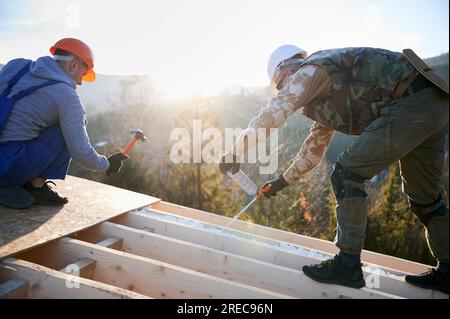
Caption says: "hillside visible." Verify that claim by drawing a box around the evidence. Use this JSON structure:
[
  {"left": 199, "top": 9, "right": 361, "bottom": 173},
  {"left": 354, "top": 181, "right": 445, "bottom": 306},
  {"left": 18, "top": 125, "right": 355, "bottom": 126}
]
[
  {"left": 77, "top": 74, "right": 151, "bottom": 114},
  {"left": 2, "top": 51, "right": 448, "bottom": 111}
]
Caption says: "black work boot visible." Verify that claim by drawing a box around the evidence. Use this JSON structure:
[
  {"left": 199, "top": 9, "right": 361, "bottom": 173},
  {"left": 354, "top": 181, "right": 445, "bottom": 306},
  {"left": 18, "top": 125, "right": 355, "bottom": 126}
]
[
  {"left": 405, "top": 269, "right": 449, "bottom": 294},
  {"left": 24, "top": 181, "right": 68, "bottom": 206},
  {"left": 0, "top": 186, "right": 34, "bottom": 209},
  {"left": 302, "top": 255, "right": 365, "bottom": 289}
]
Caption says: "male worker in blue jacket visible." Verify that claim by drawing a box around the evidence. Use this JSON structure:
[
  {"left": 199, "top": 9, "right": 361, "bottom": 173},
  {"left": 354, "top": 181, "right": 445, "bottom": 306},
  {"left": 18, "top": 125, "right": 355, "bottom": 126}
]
[{"left": 0, "top": 38, "right": 127, "bottom": 209}]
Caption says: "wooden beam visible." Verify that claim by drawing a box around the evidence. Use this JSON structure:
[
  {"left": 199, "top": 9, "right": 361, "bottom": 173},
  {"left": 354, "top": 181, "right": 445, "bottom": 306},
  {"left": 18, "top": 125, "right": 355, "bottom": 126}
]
[
  {"left": 141, "top": 209, "right": 406, "bottom": 275},
  {"left": 97, "top": 237, "right": 123, "bottom": 250},
  {"left": 15, "top": 240, "right": 79, "bottom": 270},
  {"left": 24, "top": 237, "right": 294, "bottom": 299},
  {"left": 59, "top": 258, "right": 97, "bottom": 280},
  {"left": 81, "top": 221, "right": 399, "bottom": 299},
  {"left": 0, "top": 278, "right": 28, "bottom": 299},
  {"left": 114, "top": 209, "right": 446, "bottom": 299},
  {"left": 0, "top": 258, "right": 149, "bottom": 299},
  {"left": 57, "top": 238, "right": 121, "bottom": 280},
  {"left": 16, "top": 237, "right": 122, "bottom": 271},
  {"left": 114, "top": 210, "right": 327, "bottom": 269},
  {"left": 151, "top": 201, "right": 431, "bottom": 275}
]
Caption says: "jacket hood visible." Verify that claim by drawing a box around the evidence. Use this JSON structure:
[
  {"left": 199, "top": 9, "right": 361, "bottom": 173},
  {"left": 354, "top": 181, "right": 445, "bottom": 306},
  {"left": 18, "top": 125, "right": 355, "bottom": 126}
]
[{"left": 29, "top": 56, "right": 76, "bottom": 89}]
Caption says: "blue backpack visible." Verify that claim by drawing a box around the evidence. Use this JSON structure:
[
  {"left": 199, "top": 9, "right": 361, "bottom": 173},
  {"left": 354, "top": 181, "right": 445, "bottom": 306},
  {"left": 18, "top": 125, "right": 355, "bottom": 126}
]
[{"left": 0, "top": 61, "right": 62, "bottom": 132}]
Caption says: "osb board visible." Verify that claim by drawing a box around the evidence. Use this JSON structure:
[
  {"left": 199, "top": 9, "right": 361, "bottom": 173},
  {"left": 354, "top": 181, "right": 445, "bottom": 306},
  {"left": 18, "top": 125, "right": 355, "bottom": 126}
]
[{"left": 0, "top": 175, "right": 160, "bottom": 258}]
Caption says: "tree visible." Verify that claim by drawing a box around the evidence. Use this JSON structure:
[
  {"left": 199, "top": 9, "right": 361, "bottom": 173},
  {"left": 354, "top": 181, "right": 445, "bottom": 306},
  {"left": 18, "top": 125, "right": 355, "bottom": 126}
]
[
  {"left": 365, "top": 163, "right": 435, "bottom": 264},
  {"left": 166, "top": 95, "right": 244, "bottom": 216}
]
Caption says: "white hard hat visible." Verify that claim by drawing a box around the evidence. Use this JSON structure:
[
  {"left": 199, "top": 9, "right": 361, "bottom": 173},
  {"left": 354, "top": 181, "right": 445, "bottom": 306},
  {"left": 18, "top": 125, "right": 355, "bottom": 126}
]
[{"left": 267, "top": 44, "right": 308, "bottom": 82}]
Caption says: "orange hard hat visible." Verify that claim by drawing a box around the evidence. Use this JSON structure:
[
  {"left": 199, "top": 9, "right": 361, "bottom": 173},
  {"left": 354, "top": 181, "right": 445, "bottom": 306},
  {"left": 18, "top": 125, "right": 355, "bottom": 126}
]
[{"left": 50, "top": 38, "right": 96, "bottom": 82}]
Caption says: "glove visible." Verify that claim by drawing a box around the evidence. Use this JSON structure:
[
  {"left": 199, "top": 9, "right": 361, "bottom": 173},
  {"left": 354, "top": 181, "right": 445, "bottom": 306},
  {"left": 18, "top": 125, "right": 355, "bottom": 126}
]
[
  {"left": 260, "top": 175, "right": 289, "bottom": 198},
  {"left": 218, "top": 152, "right": 240, "bottom": 175},
  {"left": 106, "top": 152, "right": 128, "bottom": 176}
]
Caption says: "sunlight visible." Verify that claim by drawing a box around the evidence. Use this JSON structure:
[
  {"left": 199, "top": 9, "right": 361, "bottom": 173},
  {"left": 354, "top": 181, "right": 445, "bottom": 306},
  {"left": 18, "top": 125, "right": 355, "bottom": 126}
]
[{"left": 1, "top": 0, "right": 448, "bottom": 100}]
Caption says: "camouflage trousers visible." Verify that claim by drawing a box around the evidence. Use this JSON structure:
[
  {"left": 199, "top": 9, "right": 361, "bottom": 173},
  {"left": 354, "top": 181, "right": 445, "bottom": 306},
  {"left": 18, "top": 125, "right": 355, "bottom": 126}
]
[{"left": 336, "top": 86, "right": 449, "bottom": 262}]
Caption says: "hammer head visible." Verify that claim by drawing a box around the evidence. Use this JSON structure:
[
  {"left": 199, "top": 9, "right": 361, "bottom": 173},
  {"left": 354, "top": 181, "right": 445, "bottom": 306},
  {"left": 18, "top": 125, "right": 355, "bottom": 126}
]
[{"left": 130, "top": 129, "right": 147, "bottom": 142}]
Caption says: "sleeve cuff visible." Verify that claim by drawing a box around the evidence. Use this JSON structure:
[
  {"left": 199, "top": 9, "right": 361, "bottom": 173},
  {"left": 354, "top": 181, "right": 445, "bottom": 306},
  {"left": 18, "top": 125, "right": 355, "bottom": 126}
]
[{"left": 282, "top": 171, "right": 297, "bottom": 185}]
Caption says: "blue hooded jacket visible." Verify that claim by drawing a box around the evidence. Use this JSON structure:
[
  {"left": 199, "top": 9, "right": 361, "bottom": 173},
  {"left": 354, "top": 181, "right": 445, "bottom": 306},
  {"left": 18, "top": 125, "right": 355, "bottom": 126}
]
[{"left": 0, "top": 56, "right": 109, "bottom": 171}]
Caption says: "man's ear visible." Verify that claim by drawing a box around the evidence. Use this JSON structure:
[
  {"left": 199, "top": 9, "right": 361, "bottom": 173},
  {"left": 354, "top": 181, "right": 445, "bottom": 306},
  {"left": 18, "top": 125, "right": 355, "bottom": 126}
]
[{"left": 69, "top": 59, "right": 79, "bottom": 72}]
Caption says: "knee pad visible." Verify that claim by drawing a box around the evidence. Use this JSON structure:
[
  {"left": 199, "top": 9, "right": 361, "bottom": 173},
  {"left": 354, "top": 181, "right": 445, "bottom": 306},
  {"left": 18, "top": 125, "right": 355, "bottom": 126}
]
[
  {"left": 331, "top": 162, "right": 368, "bottom": 201},
  {"left": 410, "top": 194, "right": 449, "bottom": 226}
]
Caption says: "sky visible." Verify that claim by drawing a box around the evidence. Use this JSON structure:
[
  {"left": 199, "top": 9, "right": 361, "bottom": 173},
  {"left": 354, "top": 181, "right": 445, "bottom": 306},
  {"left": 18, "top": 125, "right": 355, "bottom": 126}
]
[{"left": 0, "top": 0, "right": 449, "bottom": 100}]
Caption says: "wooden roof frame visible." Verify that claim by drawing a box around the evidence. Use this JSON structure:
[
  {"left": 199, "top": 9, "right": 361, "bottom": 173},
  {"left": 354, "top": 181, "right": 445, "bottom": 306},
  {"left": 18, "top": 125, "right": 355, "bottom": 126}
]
[{"left": 1, "top": 177, "right": 447, "bottom": 299}]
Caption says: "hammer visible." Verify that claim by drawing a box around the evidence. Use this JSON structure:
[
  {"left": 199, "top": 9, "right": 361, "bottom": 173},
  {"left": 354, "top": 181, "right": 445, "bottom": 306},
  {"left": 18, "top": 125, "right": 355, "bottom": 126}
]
[{"left": 122, "top": 129, "right": 147, "bottom": 156}]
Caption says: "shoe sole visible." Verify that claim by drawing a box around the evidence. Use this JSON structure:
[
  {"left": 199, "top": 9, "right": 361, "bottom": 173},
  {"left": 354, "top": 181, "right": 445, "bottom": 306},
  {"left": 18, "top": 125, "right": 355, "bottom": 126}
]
[
  {"left": 33, "top": 200, "right": 68, "bottom": 206},
  {"left": 303, "top": 266, "right": 366, "bottom": 289},
  {"left": 405, "top": 276, "right": 449, "bottom": 295},
  {"left": 0, "top": 187, "right": 34, "bottom": 209},
  {"left": 0, "top": 201, "right": 33, "bottom": 209}
]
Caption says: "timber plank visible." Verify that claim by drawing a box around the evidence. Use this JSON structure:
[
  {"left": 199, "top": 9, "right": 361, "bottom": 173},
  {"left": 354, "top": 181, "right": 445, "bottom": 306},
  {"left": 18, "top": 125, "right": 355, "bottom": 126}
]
[
  {"left": 74, "top": 221, "right": 400, "bottom": 299},
  {"left": 115, "top": 209, "right": 445, "bottom": 299},
  {"left": 0, "top": 258, "right": 149, "bottom": 299},
  {"left": 151, "top": 202, "right": 432, "bottom": 274}
]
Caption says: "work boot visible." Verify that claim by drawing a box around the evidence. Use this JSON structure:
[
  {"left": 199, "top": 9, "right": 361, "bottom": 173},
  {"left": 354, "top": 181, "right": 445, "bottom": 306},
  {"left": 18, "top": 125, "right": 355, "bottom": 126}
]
[
  {"left": 23, "top": 181, "right": 68, "bottom": 206},
  {"left": 405, "top": 269, "right": 449, "bottom": 294},
  {"left": 0, "top": 186, "right": 34, "bottom": 209},
  {"left": 302, "top": 255, "right": 365, "bottom": 289}
]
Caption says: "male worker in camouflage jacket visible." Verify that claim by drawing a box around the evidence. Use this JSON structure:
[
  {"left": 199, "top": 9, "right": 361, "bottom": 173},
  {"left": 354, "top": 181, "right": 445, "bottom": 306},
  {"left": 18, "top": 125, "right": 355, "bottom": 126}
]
[{"left": 219, "top": 46, "right": 449, "bottom": 294}]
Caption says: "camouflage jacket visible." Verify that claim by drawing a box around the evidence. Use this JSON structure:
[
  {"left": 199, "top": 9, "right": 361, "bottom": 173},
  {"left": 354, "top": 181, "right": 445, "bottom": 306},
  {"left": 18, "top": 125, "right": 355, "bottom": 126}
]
[
  {"left": 237, "top": 48, "right": 415, "bottom": 184},
  {"left": 301, "top": 47, "right": 415, "bottom": 135}
]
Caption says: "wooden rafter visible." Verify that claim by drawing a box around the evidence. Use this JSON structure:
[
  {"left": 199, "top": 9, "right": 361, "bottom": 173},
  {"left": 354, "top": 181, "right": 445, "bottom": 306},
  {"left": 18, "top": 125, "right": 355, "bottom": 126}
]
[
  {"left": 0, "top": 278, "right": 28, "bottom": 299},
  {"left": 113, "top": 209, "right": 446, "bottom": 299},
  {"left": 72, "top": 221, "right": 400, "bottom": 299},
  {"left": 0, "top": 258, "right": 149, "bottom": 299},
  {"left": 151, "top": 201, "right": 431, "bottom": 275},
  {"left": 18, "top": 237, "right": 294, "bottom": 299}
]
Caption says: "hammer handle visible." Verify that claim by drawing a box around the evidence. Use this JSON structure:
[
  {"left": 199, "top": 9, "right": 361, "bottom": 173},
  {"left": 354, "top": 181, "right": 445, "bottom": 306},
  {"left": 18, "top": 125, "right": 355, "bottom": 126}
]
[
  {"left": 255, "top": 184, "right": 273, "bottom": 200},
  {"left": 122, "top": 137, "right": 137, "bottom": 156}
]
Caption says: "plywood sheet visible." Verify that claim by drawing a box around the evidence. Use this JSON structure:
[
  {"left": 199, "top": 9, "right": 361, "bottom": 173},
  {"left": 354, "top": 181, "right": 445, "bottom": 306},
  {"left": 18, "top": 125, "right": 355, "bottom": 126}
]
[{"left": 0, "top": 175, "right": 159, "bottom": 258}]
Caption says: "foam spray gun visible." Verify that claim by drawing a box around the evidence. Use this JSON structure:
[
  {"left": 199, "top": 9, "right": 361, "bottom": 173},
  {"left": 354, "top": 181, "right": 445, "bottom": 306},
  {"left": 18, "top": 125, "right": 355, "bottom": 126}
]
[{"left": 224, "top": 170, "right": 272, "bottom": 229}]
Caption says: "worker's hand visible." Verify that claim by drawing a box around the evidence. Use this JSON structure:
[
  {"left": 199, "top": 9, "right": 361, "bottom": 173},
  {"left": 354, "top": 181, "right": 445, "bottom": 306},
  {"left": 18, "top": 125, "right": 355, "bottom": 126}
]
[
  {"left": 260, "top": 175, "right": 289, "bottom": 198},
  {"left": 218, "top": 152, "right": 240, "bottom": 175},
  {"left": 106, "top": 152, "right": 128, "bottom": 176}
]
